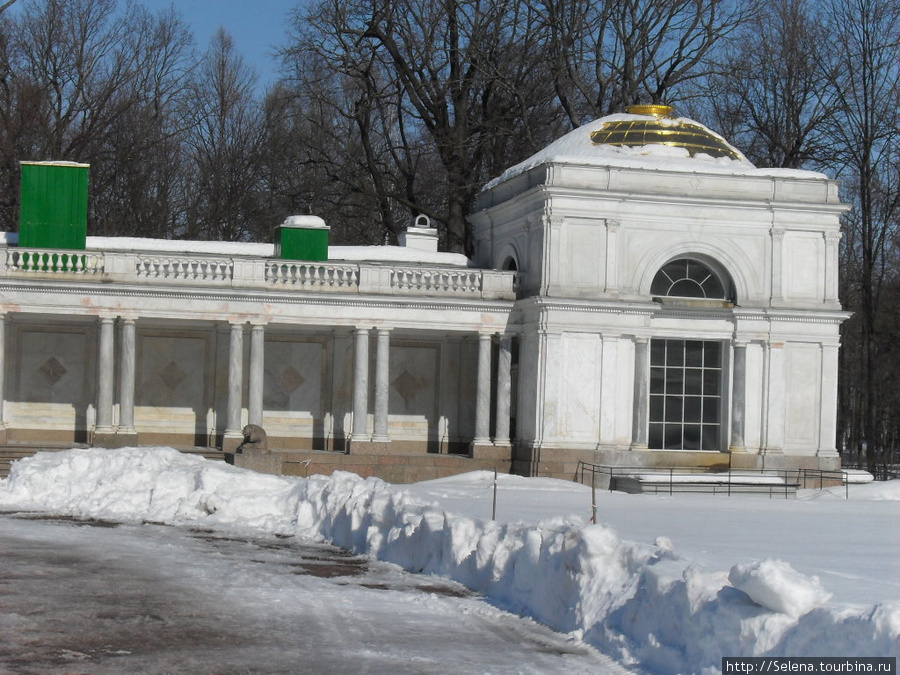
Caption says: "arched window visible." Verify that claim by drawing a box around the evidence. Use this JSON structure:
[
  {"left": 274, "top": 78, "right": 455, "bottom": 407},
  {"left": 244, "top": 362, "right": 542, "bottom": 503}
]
[
  {"left": 651, "top": 258, "right": 729, "bottom": 301},
  {"left": 502, "top": 256, "right": 518, "bottom": 272},
  {"left": 647, "top": 256, "right": 732, "bottom": 451}
]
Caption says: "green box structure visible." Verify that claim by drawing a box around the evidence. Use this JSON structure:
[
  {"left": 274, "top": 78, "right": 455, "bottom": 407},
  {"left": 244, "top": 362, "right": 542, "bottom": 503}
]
[
  {"left": 274, "top": 215, "right": 330, "bottom": 262},
  {"left": 19, "top": 161, "right": 89, "bottom": 250}
]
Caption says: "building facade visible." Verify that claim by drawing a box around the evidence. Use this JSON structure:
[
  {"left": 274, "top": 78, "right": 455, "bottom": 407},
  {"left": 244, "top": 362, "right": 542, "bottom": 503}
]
[{"left": 0, "top": 107, "right": 848, "bottom": 480}]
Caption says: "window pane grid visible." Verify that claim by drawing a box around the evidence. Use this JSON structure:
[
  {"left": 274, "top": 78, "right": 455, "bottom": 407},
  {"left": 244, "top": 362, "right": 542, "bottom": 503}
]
[{"left": 648, "top": 339, "right": 722, "bottom": 451}]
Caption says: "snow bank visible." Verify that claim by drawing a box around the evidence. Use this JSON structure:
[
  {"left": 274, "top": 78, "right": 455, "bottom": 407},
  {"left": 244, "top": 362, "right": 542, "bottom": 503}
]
[{"left": 1, "top": 447, "right": 897, "bottom": 674}]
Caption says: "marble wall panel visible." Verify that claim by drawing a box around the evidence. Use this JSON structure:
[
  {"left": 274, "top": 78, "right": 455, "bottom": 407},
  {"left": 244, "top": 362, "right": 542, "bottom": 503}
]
[
  {"left": 11, "top": 325, "right": 94, "bottom": 432},
  {"left": 263, "top": 338, "right": 326, "bottom": 415},
  {"left": 784, "top": 343, "right": 821, "bottom": 448},
  {"left": 135, "top": 332, "right": 212, "bottom": 438},
  {"left": 785, "top": 234, "right": 822, "bottom": 301},
  {"left": 558, "top": 332, "right": 601, "bottom": 441},
  {"left": 389, "top": 342, "right": 439, "bottom": 441}
]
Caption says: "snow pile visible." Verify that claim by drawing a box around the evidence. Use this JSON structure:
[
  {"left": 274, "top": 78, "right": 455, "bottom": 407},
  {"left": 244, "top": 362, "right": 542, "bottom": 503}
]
[
  {"left": 1, "top": 447, "right": 897, "bottom": 673},
  {"left": 728, "top": 560, "right": 831, "bottom": 617}
]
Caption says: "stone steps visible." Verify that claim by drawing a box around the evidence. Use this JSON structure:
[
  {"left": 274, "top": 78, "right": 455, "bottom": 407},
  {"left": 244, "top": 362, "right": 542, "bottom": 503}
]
[{"left": 0, "top": 445, "right": 227, "bottom": 479}]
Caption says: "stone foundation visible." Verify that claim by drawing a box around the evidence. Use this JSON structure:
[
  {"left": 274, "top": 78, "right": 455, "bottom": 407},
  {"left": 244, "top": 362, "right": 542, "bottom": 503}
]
[{"left": 226, "top": 449, "right": 512, "bottom": 484}]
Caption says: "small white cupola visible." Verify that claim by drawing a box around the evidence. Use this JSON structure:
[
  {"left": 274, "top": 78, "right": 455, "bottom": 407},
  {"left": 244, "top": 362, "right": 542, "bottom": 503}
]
[{"left": 399, "top": 214, "right": 439, "bottom": 252}]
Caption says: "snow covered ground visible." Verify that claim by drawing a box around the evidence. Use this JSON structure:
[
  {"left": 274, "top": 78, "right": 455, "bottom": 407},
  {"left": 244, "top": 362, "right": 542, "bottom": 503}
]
[{"left": 0, "top": 447, "right": 897, "bottom": 674}]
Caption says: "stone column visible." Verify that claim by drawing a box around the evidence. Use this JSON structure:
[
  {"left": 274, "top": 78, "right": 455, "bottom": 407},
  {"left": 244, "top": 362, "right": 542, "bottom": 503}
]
[
  {"left": 730, "top": 341, "right": 747, "bottom": 450},
  {"left": 95, "top": 317, "right": 116, "bottom": 441},
  {"left": 818, "top": 343, "right": 840, "bottom": 459},
  {"left": 824, "top": 232, "right": 841, "bottom": 305},
  {"left": 351, "top": 328, "right": 370, "bottom": 441},
  {"left": 330, "top": 331, "right": 353, "bottom": 451},
  {"left": 371, "top": 328, "right": 391, "bottom": 442},
  {"left": 117, "top": 318, "right": 137, "bottom": 442},
  {"left": 494, "top": 334, "right": 512, "bottom": 444},
  {"left": 0, "top": 314, "right": 6, "bottom": 440},
  {"left": 248, "top": 324, "right": 265, "bottom": 427},
  {"left": 604, "top": 219, "right": 620, "bottom": 293},
  {"left": 472, "top": 332, "right": 492, "bottom": 446},
  {"left": 224, "top": 322, "right": 244, "bottom": 451},
  {"left": 631, "top": 337, "right": 650, "bottom": 448},
  {"left": 771, "top": 228, "right": 785, "bottom": 303}
]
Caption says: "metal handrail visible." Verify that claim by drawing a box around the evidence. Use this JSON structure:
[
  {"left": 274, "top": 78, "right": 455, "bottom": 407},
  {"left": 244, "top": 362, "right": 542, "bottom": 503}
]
[{"left": 576, "top": 462, "right": 850, "bottom": 499}]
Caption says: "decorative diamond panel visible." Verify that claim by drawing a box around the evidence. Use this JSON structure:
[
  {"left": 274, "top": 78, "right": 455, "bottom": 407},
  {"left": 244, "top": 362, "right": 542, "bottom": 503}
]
[
  {"left": 39, "top": 357, "right": 68, "bottom": 386},
  {"left": 278, "top": 366, "right": 306, "bottom": 395},
  {"left": 392, "top": 369, "right": 429, "bottom": 407},
  {"left": 159, "top": 360, "right": 187, "bottom": 390}
]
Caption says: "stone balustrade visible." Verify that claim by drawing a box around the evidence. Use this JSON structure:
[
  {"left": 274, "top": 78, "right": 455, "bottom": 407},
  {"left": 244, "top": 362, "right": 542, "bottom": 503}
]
[{"left": 1, "top": 247, "right": 517, "bottom": 300}]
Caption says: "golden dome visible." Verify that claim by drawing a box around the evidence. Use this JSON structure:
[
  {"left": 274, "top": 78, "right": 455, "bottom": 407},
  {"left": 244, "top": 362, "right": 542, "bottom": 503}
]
[{"left": 590, "top": 105, "right": 743, "bottom": 160}]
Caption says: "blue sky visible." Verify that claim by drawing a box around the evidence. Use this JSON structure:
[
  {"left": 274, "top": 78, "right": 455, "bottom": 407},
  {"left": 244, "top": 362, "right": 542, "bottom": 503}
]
[{"left": 139, "top": 0, "right": 304, "bottom": 89}]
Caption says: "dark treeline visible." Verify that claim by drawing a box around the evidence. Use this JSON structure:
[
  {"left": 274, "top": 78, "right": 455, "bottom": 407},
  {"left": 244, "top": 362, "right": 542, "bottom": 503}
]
[{"left": 0, "top": 0, "right": 898, "bottom": 473}]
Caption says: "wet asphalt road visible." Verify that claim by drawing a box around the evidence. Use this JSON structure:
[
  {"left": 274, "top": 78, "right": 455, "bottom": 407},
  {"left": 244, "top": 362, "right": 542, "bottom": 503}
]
[{"left": 0, "top": 514, "right": 631, "bottom": 674}]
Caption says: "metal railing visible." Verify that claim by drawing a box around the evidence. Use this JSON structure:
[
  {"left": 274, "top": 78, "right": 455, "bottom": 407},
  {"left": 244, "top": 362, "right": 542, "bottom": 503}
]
[{"left": 576, "top": 462, "right": 851, "bottom": 499}]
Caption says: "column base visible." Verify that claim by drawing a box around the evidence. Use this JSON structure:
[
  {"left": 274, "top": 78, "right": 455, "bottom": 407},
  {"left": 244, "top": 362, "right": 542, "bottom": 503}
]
[
  {"left": 222, "top": 432, "right": 244, "bottom": 454},
  {"left": 114, "top": 430, "right": 138, "bottom": 448},
  {"left": 348, "top": 439, "right": 393, "bottom": 455},
  {"left": 92, "top": 428, "right": 117, "bottom": 448},
  {"left": 470, "top": 442, "right": 512, "bottom": 460}
]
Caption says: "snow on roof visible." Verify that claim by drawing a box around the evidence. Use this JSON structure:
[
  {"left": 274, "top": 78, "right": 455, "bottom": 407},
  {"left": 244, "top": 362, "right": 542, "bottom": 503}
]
[
  {"left": 484, "top": 113, "right": 827, "bottom": 189},
  {"left": 0, "top": 233, "right": 472, "bottom": 267}
]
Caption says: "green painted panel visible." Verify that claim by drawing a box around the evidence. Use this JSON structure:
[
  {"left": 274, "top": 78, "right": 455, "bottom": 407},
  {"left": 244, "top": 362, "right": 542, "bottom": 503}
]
[
  {"left": 274, "top": 226, "right": 329, "bottom": 262},
  {"left": 19, "top": 162, "right": 89, "bottom": 250}
]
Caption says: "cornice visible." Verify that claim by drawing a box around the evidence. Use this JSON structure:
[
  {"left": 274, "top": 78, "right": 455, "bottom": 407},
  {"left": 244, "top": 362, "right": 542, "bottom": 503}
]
[{"left": 0, "top": 281, "right": 515, "bottom": 314}]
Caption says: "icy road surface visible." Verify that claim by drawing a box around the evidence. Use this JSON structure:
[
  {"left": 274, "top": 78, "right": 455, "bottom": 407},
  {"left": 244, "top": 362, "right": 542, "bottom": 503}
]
[{"left": 0, "top": 514, "right": 630, "bottom": 675}]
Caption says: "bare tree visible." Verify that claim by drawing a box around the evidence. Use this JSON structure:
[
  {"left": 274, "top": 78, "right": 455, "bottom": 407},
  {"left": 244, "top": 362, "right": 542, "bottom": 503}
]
[
  {"left": 0, "top": 0, "right": 193, "bottom": 236},
  {"left": 281, "top": 0, "right": 564, "bottom": 254},
  {"left": 824, "top": 0, "right": 900, "bottom": 472},
  {"left": 701, "top": 0, "right": 839, "bottom": 169},
  {"left": 182, "top": 28, "right": 266, "bottom": 242},
  {"left": 540, "top": 0, "right": 749, "bottom": 127}
]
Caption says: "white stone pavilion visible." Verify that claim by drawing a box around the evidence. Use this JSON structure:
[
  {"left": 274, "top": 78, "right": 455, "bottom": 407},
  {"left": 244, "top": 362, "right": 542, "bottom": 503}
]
[{"left": 0, "top": 106, "right": 849, "bottom": 480}]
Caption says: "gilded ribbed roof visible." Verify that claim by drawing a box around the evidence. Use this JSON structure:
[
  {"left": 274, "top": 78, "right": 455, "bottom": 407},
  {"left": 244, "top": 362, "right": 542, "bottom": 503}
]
[{"left": 590, "top": 105, "right": 743, "bottom": 160}]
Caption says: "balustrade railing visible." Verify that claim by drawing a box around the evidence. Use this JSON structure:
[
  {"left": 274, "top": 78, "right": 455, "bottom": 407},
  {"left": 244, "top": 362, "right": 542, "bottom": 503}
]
[
  {"left": 1, "top": 246, "right": 516, "bottom": 300},
  {"left": 135, "top": 255, "right": 232, "bottom": 281},
  {"left": 5, "top": 248, "right": 104, "bottom": 274},
  {"left": 391, "top": 268, "right": 483, "bottom": 294},
  {"left": 267, "top": 261, "right": 360, "bottom": 289}
]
